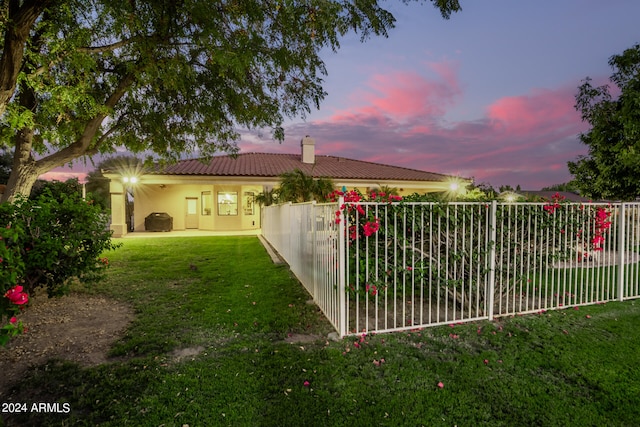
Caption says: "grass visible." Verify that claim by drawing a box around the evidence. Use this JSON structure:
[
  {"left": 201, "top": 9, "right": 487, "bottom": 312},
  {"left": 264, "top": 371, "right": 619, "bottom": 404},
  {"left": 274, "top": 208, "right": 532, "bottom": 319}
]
[{"left": 2, "top": 236, "right": 640, "bottom": 426}]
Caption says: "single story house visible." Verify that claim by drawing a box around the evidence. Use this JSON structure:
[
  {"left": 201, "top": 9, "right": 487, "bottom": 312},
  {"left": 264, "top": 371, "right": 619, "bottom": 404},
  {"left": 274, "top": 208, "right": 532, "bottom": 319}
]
[{"left": 105, "top": 137, "right": 469, "bottom": 236}]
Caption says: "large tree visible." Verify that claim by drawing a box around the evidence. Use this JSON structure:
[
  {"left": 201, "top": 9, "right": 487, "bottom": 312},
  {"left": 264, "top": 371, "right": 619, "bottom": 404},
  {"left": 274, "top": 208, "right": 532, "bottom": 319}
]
[
  {"left": 569, "top": 43, "right": 640, "bottom": 201},
  {"left": 0, "top": 0, "right": 461, "bottom": 202}
]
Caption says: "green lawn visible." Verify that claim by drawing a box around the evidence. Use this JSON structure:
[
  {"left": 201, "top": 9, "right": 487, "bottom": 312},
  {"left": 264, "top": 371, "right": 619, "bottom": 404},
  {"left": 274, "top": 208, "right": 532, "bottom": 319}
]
[{"left": 3, "top": 236, "right": 640, "bottom": 426}]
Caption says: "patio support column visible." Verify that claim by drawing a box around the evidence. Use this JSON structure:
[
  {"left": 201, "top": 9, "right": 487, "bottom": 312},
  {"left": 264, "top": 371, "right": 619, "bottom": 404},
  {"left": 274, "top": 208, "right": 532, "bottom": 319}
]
[{"left": 109, "top": 180, "right": 128, "bottom": 237}]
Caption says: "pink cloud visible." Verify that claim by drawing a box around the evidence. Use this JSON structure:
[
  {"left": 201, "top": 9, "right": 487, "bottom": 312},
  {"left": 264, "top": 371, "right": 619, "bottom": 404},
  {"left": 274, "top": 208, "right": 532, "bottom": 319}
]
[
  {"left": 39, "top": 171, "right": 87, "bottom": 182},
  {"left": 236, "top": 61, "right": 600, "bottom": 190},
  {"left": 286, "top": 77, "right": 590, "bottom": 189},
  {"left": 486, "top": 88, "right": 581, "bottom": 136},
  {"left": 325, "top": 61, "right": 462, "bottom": 125}
]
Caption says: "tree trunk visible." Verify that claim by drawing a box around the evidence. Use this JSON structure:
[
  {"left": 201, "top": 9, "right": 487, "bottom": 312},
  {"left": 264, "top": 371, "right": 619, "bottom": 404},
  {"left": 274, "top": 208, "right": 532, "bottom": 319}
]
[
  {"left": 1, "top": 127, "right": 40, "bottom": 203},
  {"left": 2, "top": 162, "right": 39, "bottom": 203}
]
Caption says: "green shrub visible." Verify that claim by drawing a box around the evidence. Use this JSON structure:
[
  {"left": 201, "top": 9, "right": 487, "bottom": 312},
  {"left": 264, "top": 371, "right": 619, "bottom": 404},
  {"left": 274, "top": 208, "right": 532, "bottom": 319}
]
[
  {"left": 1, "top": 189, "right": 120, "bottom": 344},
  {"left": 0, "top": 223, "right": 26, "bottom": 345},
  {"left": 0, "top": 189, "right": 121, "bottom": 297}
]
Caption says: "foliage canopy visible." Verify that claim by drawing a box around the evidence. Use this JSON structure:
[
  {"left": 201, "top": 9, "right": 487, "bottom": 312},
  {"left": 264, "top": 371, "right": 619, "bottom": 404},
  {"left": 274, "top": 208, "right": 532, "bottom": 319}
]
[{"left": 569, "top": 43, "right": 640, "bottom": 201}]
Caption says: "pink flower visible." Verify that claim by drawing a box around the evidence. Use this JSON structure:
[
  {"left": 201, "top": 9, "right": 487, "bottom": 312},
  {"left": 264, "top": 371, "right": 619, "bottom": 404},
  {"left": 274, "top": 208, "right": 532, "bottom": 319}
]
[
  {"left": 349, "top": 225, "right": 358, "bottom": 240},
  {"left": 303, "top": 381, "right": 310, "bottom": 387},
  {"left": 586, "top": 315, "right": 592, "bottom": 319},
  {"left": 437, "top": 382, "right": 444, "bottom": 389},
  {"left": 483, "top": 359, "right": 489, "bottom": 365},
  {"left": 4, "top": 285, "right": 29, "bottom": 305},
  {"left": 363, "top": 219, "right": 380, "bottom": 237},
  {"left": 9, "top": 316, "right": 17, "bottom": 324}
]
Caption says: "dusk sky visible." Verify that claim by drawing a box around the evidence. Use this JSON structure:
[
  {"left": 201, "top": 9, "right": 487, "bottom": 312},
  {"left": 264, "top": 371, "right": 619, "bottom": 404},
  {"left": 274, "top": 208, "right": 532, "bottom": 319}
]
[{"left": 46, "top": 0, "right": 640, "bottom": 190}]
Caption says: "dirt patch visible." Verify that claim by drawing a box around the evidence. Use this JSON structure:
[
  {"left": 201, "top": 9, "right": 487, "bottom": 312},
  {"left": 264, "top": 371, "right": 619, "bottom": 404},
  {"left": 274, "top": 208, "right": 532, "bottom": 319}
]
[
  {"left": 169, "top": 346, "right": 205, "bottom": 362},
  {"left": 282, "top": 333, "right": 324, "bottom": 344},
  {"left": 0, "top": 293, "right": 135, "bottom": 398}
]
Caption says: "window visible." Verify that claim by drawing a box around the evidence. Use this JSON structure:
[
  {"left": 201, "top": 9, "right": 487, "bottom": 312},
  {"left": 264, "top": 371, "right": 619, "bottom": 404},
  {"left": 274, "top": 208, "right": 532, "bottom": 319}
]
[
  {"left": 217, "top": 192, "right": 238, "bottom": 216},
  {"left": 201, "top": 191, "right": 212, "bottom": 216},
  {"left": 243, "top": 192, "right": 255, "bottom": 215}
]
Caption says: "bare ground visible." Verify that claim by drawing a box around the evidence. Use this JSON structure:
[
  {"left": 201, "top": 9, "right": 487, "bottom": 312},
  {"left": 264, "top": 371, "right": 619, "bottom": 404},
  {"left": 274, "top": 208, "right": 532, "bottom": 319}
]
[{"left": 0, "top": 293, "right": 135, "bottom": 398}]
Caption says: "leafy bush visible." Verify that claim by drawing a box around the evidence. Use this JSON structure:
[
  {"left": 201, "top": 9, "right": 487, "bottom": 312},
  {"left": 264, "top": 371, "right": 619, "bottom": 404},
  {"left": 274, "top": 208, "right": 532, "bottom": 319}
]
[
  {"left": 0, "top": 190, "right": 121, "bottom": 297},
  {"left": 335, "top": 190, "right": 614, "bottom": 313},
  {"left": 1, "top": 189, "right": 121, "bottom": 344},
  {"left": 0, "top": 223, "right": 26, "bottom": 345}
]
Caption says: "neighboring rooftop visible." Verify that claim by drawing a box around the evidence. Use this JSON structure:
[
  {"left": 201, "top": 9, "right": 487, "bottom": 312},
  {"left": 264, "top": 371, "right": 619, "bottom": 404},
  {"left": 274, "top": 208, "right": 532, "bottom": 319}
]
[
  {"left": 520, "top": 191, "right": 592, "bottom": 203},
  {"left": 157, "top": 152, "right": 460, "bottom": 183}
]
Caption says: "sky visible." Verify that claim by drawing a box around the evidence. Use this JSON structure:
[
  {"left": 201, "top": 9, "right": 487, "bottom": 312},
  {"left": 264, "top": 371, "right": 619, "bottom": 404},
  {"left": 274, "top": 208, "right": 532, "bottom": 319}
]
[{"left": 46, "top": 0, "right": 640, "bottom": 190}]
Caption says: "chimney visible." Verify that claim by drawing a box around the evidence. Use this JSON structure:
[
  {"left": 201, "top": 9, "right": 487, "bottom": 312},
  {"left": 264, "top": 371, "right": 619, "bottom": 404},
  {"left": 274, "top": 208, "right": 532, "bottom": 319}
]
[{"left": 301, "top": 135, "right": 315, "bottom": 164}]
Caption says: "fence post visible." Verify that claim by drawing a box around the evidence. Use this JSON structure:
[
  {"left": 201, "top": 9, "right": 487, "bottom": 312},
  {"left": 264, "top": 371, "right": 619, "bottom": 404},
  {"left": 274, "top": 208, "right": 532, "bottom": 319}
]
[
  {"left": 618, "top": 203, "right": 626, "bottom": 301},
  {"left": 311, "top": 201, "right": 317, "bottom": 300},
  {"left": 487, "top": 200, "right": 497, "bottom": 320},
  {"left": 338, "top": 196, "right": 347, "bottom": 337}
]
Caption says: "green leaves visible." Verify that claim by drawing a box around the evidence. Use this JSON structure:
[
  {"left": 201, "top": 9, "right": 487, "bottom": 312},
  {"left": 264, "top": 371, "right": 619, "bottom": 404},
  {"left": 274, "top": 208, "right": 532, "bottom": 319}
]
[
  {"left": 276, "top": 168, "right": 335, "bottom": 203},
  {"left": 0, "top": 189, "right": 121, "bottom": 298},
  {"left": 570, "top": 44, "right": 640, "bottom": 201}
]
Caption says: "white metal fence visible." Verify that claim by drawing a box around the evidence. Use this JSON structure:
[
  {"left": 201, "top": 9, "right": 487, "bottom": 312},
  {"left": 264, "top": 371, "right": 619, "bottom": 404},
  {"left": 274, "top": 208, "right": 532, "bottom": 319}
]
[
  {"left": 263, "top": 200, "right": 640, "bottom": 337},
  {"left": 262, "top": 201, "right": 344, "bottom": 332}
]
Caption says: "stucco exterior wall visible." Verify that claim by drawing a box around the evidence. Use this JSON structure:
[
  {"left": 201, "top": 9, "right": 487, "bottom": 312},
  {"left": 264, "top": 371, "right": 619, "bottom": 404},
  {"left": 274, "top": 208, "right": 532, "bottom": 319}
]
[
  {"left": 109, "top": 180, "right": 128, "bottom": 237},
  {"left": 133, "top": 183, "right": 262, "bottom": 232},
  {"left": 106, "top": 168, "right": 466, "bottom": 235}
]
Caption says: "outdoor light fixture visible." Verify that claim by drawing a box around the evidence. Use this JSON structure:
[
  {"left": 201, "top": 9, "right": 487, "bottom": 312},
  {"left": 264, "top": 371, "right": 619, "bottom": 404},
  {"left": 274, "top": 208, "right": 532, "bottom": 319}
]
[
  {"left": 449, "top": 182, "right": 459, "bottom": 192},
  {"left": 123, "top": 176, "right": 138, "bottom": 184}
]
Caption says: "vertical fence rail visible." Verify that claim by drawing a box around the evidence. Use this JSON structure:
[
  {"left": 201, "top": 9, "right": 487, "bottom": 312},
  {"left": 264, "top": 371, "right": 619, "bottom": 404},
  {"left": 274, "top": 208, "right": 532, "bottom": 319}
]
[
  {"left": 262, "top": 201, "right": 344, "bottom": 333},
  {"left": 264, "top": 201, "right": 640, "bottom": 337}
]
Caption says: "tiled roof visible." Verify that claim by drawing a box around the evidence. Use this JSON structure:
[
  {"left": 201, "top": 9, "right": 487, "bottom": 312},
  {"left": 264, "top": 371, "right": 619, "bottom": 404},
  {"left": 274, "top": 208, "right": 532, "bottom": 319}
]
[{"left": 158, "top": 153, "right": 456, "bottom": 182}]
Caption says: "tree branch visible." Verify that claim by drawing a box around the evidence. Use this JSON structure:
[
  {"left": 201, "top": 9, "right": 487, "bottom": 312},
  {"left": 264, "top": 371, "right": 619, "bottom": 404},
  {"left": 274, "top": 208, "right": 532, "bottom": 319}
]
[
  {"left": 0, "top": 0, "right": 56, "bottom": 117},
  {"left": 77, "top": 38, "right": 135, "bottom": 54},
  {"left": 34, "top": 72, "right": 137, "bottom": 172}
]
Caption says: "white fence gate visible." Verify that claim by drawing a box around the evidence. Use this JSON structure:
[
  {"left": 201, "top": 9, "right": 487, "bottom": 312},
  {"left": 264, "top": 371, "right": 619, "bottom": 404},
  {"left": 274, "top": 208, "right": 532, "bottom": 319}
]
[{"left": 263, "top": 200, "right": 640, "bottom": 337}]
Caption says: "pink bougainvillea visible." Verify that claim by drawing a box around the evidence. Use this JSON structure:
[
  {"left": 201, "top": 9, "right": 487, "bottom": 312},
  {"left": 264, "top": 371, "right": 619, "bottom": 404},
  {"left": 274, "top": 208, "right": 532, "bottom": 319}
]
[
  {"left": 4, "top": 285, "right": 29, "bottom": 305},
  {"left": 543, "top": 192, "right": 565, "bottom": 214},
  {"left": 591, "top": 207, "right": 612, "bottom": 251},
  {"left": 363, "top": 219, "right": 380, "bottom": 237}
]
